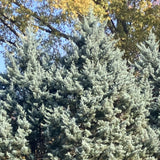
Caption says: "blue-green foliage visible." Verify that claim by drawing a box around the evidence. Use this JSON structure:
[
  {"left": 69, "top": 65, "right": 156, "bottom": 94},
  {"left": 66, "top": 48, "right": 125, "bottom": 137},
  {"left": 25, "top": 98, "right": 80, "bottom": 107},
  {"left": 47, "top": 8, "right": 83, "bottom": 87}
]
[
  {"left": 44, "top": 15, "right": 160, "bottom": 159},
  {"left": 0, "top": 107, "right": 31, "bottom": 159},
  {"left": 0, "top": 15, "right": 160, "bottom": 160},
  {"left": 134, "top": 31, "right": 160, "bottom": 131},
  {"left": 0, "top": 27, "right": 56, "bottom": 159}
]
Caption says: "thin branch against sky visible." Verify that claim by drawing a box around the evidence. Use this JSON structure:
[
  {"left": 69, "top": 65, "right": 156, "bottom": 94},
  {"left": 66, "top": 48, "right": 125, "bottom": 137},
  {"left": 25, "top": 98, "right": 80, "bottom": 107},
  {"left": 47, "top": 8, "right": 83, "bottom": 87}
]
[{"left": 0, "top": 1, "right": 75, "bottom": 73}]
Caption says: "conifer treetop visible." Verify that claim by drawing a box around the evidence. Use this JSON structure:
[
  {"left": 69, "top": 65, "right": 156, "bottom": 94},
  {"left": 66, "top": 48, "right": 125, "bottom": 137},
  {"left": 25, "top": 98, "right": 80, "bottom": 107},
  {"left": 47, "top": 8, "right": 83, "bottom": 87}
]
[{"left": 44, "top": 14, "right": 160, "bottom": 159}]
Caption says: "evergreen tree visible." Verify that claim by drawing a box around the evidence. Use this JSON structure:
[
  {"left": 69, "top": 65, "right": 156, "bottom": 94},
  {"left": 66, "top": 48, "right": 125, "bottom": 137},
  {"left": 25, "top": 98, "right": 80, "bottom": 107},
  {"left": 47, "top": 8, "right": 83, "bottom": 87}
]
[
  {"left": 0, "top": 106, "right": 31, "bottom": 160},
  {"left": 0, "top": 14, "right": 160, "bottom": 160},
  {"left": 0, "top": 72, "right": 31, "bottom": 159},
  {"left": 44, "top": 14, "right": 160, "bottom": 159},
  {"left": 0, "top": 27, "right": 56, "bottom": 159},
  {"left": 134, "top": 31, "right": 160, "bottom": 131}
]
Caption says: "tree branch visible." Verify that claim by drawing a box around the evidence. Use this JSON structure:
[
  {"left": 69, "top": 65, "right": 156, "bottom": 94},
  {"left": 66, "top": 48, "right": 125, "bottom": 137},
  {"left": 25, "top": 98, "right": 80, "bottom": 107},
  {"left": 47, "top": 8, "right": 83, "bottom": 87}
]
[
  {"left": 0, "top": 10, "right": 17, "bottom": 24},
  {"left": 0, "top": 36, "right": 16, "bottom": 47},
  {"left": 13, "top": 1, "right": 71, "bottom": 40},
  {"left": 0, "top": 17, "right": 19, "bottom": 37},
  {"left": 107, "top": 19, "right": 117, "bottom": 34}
]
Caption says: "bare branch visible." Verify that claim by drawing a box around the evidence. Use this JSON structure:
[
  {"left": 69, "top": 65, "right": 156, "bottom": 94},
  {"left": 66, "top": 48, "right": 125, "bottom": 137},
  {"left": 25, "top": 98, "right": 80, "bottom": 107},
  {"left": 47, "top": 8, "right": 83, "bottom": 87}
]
[
  {"left": 0, "top": 36, "right": 16, "bottom": 47},
  {"left": 0, "top": 18, "right": 19, "bottom": 37},
  {"left": 0, "top": 10, "right": 17, "bottom": 24},
  {"left": 13, "top": 1, "right": 71, "bottom": 40}
]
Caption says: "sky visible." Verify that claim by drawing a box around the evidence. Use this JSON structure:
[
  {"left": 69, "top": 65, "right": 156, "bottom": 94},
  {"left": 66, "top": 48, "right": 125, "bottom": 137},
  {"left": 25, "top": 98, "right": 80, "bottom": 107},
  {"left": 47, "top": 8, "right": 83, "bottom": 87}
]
[{"left": 0, "top": 46, "right": 6, "bottom": 73}]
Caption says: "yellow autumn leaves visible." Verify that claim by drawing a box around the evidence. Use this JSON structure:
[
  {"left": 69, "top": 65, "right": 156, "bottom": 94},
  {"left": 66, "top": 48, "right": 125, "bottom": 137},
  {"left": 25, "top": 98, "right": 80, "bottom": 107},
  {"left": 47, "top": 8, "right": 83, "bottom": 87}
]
[
  {"left": 0, "top": 0, "right": 160, "bottom": 62},
  {"left": 49, "top": 0, "right": 109, "bottom": 21}
]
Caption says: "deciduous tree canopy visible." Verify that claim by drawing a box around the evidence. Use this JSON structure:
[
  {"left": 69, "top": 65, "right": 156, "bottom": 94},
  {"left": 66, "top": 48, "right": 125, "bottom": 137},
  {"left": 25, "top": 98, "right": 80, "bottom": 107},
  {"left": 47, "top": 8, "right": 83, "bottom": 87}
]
[
  {"left": 52, "top": 0, "right": 160, "bottom": 61},
  {"left": 0, "top": 0, "right": 160, "bottom": 61}
]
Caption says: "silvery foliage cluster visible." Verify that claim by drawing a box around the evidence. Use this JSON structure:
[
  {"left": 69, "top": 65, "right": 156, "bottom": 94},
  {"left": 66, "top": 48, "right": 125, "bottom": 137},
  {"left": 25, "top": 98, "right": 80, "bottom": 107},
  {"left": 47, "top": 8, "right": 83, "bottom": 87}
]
[
  {"left": 44, "top": 15, "right": 160, "bottom": 159},
  {"left": 0, "top": 27, "right": 56, "bottom": 159},
  {"left": 134, "top": 31, "right": 160, "bottom": 132},
  {"left": 0, "top": 14, "right": 160, "bottom": 160}
]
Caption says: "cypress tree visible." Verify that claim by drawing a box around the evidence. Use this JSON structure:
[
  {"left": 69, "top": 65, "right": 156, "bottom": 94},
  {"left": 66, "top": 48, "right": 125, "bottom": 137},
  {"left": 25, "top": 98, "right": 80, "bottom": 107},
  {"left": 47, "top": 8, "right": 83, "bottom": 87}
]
[{"left": 44, "top": 14, "right": 160, "bottom": 159}]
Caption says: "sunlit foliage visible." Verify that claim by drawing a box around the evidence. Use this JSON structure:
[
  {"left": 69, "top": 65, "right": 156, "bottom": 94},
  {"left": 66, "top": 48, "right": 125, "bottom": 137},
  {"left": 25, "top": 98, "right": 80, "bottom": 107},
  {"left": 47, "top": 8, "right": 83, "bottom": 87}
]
[{"left": 0, "top": 0, "right": 160, "bottom": 61}]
